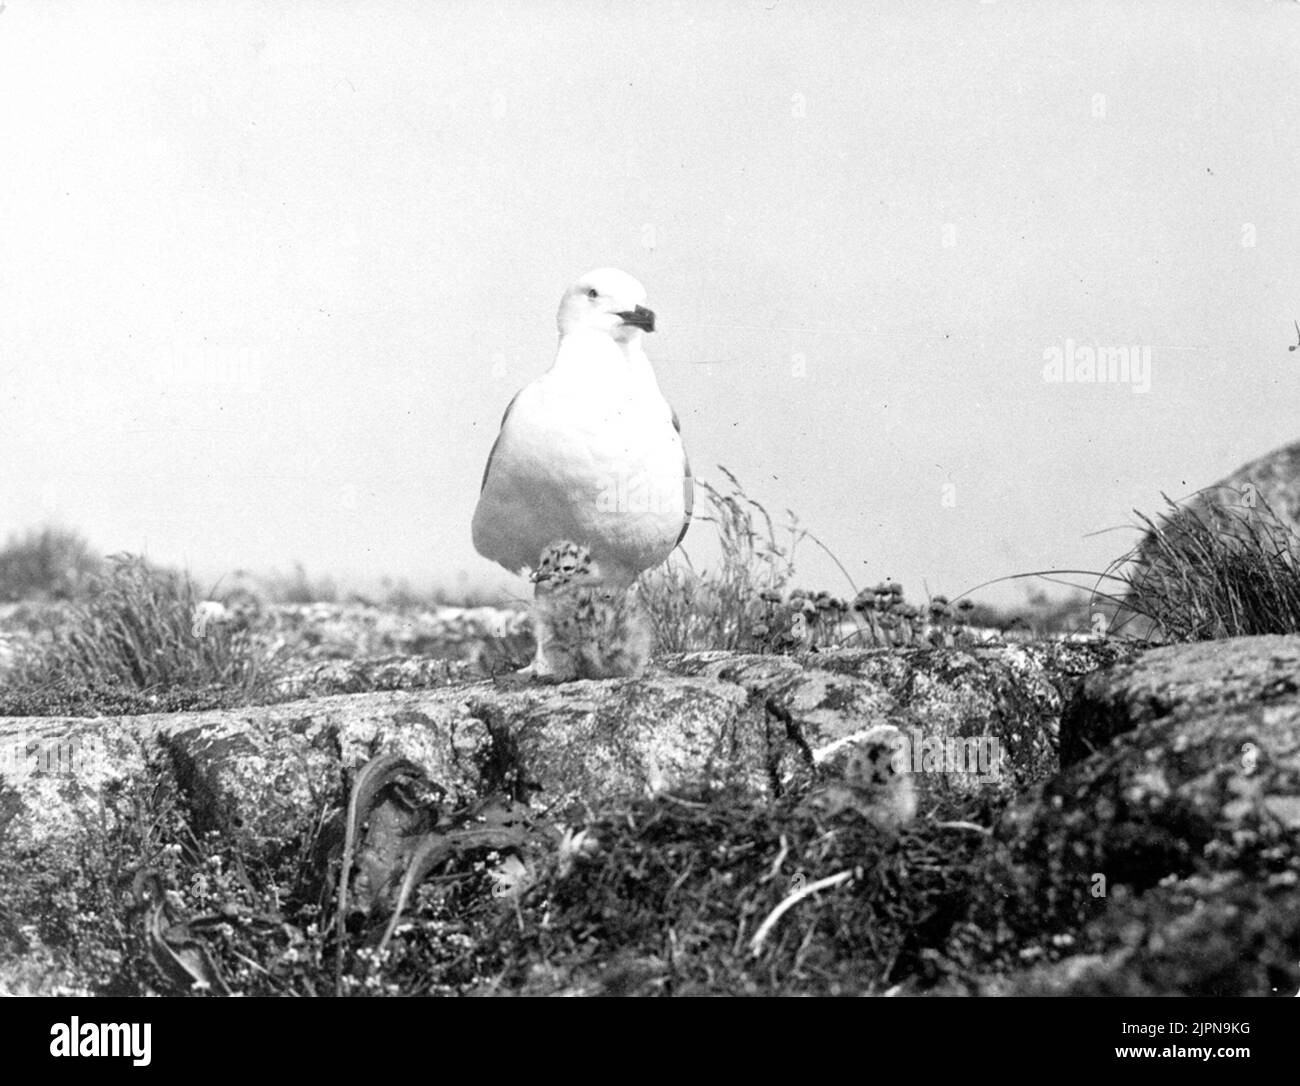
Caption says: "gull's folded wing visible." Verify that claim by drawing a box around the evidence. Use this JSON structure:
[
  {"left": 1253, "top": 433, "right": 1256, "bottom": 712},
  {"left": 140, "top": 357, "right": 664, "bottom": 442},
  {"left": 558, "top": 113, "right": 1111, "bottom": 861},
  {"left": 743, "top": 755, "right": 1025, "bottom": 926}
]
[
  {"left": 479, "top": 389, "right": 522, "bottom": 493},
  {"left": 672, "top": 404, "right": 693, "bottom": 549}
]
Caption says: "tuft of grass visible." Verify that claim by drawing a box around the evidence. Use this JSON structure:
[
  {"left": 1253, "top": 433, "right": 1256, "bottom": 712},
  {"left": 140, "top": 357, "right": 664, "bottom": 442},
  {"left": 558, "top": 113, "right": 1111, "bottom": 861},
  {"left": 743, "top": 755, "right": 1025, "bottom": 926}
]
[
  {"left": 1113, "top": 490, "right": 1300, "bottom": 641},
  {"left": 0, "top": 525, "right": 102, "bottom": 602},
  {"left": 639, "top": 467, "right": 802, "bottom": 653},
  {"left": 978, "top": 487, "right": 1300, "bottom": 645},
  {"left": 6, "top": 554, "right": 281, "bottom": 712}
]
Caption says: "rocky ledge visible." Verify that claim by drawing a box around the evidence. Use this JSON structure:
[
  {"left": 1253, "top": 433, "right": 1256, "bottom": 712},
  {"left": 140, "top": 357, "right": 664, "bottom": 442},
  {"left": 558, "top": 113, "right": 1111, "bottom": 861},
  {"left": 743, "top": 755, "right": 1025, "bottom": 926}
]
[{"left": 1, "top": 635, "right": 1296, "bottom": 996}]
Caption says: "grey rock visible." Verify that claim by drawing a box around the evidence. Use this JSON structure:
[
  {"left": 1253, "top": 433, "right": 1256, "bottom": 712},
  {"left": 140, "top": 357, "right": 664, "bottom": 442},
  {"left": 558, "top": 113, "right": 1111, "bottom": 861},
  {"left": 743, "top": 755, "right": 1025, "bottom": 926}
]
[
  {"left": 9, "top": 634, "right": 1289, "bottom": 996},
  {"left": 1059, "top": 634, "right": 1300, "bottom": 767},
  {"left": 2, "top": 643, "right": 1120, "bottom": 861},
  {"left": 989, "top": 633, "right": 1300, "bottom": 995}
]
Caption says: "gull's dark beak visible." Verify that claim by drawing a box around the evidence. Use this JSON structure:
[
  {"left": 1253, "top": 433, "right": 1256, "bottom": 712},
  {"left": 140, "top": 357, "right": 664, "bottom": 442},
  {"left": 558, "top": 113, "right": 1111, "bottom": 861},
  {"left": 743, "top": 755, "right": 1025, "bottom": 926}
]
[{"left": 617, "top": 305, "right": 655, "bottom": 333}]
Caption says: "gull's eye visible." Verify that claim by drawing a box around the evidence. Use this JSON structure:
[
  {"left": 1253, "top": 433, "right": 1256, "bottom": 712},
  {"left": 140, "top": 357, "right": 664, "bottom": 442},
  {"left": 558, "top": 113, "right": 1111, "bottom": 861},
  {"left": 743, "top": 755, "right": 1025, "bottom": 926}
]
[{"left": 586, "top": 288, "right": 598, "bottom": 299}]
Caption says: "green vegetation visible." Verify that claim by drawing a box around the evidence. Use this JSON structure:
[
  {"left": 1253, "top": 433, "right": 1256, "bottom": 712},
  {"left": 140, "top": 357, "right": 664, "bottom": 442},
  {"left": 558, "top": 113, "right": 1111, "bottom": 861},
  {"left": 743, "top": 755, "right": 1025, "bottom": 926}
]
[
  {"left": 0, "top": 747, "right": 1017, "bottom": 996},
  {"left": 638, "top": 466, "right": 800, "bottom": 653},
  {"left": 4, "top": 471, "right": 1289, "bottom": 722},
  {"left": 1112, "top": 490, "right": 1300, "bottom": 641},
  {"left": 3, "top": 480, "right": 1295, "bottom": 996},
  {"left": 1, "top": 554, "right": 281, "bottom": 715},
  {"left": 639, "top": 466, "right": 992, "bottom": 655},
  {"left": 0, "top": 525, "right": 101, "bottom": 602}
]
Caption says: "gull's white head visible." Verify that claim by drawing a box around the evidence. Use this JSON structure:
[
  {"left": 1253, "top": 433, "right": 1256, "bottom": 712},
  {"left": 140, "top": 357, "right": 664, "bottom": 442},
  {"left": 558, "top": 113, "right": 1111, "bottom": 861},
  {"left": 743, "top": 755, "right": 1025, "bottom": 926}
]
[{"left": 556, "top": 268, "right": 655, "bottom": 343}]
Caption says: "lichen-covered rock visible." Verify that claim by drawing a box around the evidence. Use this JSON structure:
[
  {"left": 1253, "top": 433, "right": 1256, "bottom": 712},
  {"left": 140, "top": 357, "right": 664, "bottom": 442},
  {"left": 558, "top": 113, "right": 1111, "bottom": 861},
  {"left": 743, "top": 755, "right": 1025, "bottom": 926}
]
[
  {"left": 56, "top": 641, "right": 1121, "bottom": 850},
  {"left": 987, "top": 870, "right": 1300, "bottom": 996},
  {"left": 670, "top": 641, "right": 1138, "bottom": 800},
  {"left": 0, "top": 640, "right": 1132, "bottom": 891},
  {"left": 0, "top": 669, "right": 781, "bottom": 862},
  {"left": 273, "top": 654, "right": 474, "bottom": 698},
  {"left": 983, "top": 634, "right": 1300, "bottom": 995},
  {"left": 8, "top": 634, "right": 1283, "bottom": 997},
  {"left": 462, "top": 675, "right": 758, "bottom": 816},
  {"left": 1059, "top": 634, "right": 1300, "bottom": 766},
  {"left": 254, "top": 603, "right": 533, "bottom": 666}
]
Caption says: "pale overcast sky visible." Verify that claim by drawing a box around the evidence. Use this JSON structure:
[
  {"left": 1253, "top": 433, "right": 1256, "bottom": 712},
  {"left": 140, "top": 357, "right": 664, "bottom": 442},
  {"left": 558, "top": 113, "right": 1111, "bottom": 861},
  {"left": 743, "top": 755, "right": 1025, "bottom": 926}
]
[{"left": 2, "top": 1, "right": 1298, "bottom": 605}]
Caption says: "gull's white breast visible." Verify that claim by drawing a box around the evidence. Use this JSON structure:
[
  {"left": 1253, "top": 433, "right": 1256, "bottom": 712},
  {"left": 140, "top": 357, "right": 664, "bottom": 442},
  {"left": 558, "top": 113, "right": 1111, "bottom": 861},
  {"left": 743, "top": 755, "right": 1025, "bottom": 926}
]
[{"left": 472, "top": 363, "right": 687, "bottom": 587}]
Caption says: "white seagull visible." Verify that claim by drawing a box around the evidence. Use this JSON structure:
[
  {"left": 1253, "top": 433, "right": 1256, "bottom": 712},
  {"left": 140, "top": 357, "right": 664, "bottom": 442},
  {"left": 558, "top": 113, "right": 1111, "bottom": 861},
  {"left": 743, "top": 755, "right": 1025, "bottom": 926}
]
[{"left": 473, "top": 268, "right": 693, "bottom": 594}]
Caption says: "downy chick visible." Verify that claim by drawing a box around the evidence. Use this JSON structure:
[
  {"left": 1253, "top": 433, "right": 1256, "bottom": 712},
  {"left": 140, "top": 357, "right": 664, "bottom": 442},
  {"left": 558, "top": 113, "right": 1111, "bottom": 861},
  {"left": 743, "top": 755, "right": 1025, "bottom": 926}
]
[{"left": 530, "top": 541, "right": 652, "bottom": 681}]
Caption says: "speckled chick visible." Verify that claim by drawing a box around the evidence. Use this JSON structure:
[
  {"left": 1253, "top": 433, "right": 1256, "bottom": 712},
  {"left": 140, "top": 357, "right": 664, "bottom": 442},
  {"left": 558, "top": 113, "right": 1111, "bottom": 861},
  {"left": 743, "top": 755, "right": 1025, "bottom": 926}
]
[
  {"left": 530, "top": 541, "right": 652, "bottom": 681},
  {"left": 803, "top": 724, "right": 917, "bottom": 831}
]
